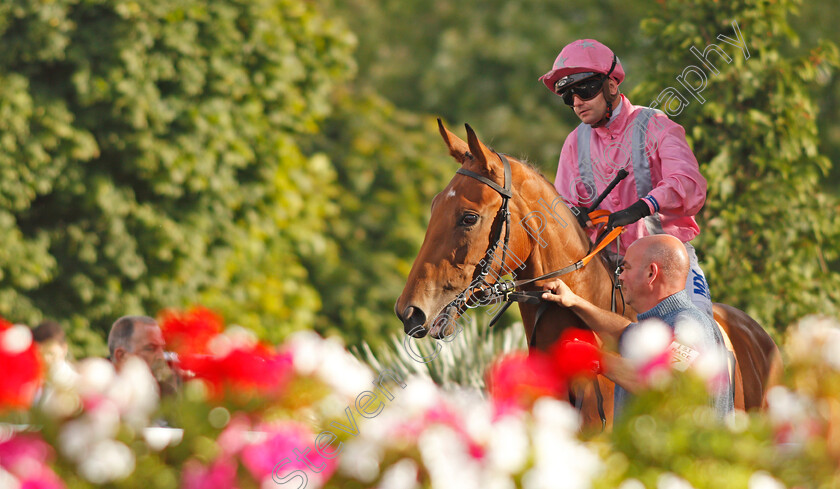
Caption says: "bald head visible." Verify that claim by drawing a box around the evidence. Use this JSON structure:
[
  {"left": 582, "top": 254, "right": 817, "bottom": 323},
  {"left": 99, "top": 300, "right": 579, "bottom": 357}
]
[
  {"left": 632, "top": 235, "right": 690, "bottom": 288},
  {"left": 619, "top": 235, "right": 690, "bottom": 312}
]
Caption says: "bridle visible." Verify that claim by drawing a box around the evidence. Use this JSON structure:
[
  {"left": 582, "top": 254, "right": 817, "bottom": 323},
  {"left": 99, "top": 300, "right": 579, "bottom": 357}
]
[
  {"left": 454, "top": 151, "right": 513, "bottom": 294},
  {"left": 446, "top": 152, "right": 625, "bottom": 336}
]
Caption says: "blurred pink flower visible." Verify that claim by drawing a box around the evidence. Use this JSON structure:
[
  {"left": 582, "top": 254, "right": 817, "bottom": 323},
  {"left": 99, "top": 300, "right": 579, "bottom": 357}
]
[
  {"left": 216, "top": 414, "right": 253, "bottom": 457},
  {"left": 638, "top": 348, "right": 672, "bottom": 382},
  {"left": 423, "top": 404, "right": 485, "bottom": 460},
  {"left": 19, "top": 475, "right": 65, "bottom": 489},
  {"left": 182, "top": 458, "right": 238, "bottom": 489},
  {"left": 0, "top": 433, "right": 51, "bottom": 467},
  {"left": 0, "top": 434, "right": 65, "bottom": 489},
  {"left": 241, "top": 422, "right": 337, "bottom": 483}
]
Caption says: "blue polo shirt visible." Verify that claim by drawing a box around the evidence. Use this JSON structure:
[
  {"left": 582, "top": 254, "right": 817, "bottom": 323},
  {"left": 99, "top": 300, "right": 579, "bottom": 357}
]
[{"left": 613, "top": 289, "right": 734, "bottom": 420}]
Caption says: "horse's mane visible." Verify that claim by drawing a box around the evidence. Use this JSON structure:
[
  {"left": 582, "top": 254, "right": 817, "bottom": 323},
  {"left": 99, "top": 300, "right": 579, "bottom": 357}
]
[
  {"left": 494, "top": 150, "right": 598, "bottom": 251},
  {"left": 495, "top": 151, "right": 560, "bottom": 197}
]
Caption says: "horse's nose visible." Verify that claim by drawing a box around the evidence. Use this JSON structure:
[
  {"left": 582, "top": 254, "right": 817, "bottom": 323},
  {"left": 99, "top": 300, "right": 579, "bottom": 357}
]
[{"left": 400, "top": 306, "right": 427, "bottom": 337}]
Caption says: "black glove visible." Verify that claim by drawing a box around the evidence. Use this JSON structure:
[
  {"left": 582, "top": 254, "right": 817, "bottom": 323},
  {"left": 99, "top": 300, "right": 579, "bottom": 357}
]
[
  {"left": 607, "top": 199, "right": 651, "bottom": 230},
  {"left": 571, "top": 205, "right": 591, "bottom": 228}
]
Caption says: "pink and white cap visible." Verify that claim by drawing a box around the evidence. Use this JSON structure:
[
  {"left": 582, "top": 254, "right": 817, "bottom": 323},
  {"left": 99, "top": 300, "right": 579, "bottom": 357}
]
[{"left": 539, "top": 39, "right": 625, "bottom": 93}]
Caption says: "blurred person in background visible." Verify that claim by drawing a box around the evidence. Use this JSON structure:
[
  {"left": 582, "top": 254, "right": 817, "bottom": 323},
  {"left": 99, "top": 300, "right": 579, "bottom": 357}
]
[
  {"left": 32, "top": 320, "right": 77, "bottom": 403},
  {"left": 108, "top": 315, "right": 179, "bottom": 398},
  {"left": 32, "top": 320, "right": 70, "bottom": 367}
]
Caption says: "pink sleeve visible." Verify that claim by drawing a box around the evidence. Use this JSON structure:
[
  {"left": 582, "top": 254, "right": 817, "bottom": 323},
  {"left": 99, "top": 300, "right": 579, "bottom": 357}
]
[
  {"left": 645, "top": 116, "right": 707, "bottom": 217},
  {"left": 553, "top": 129, "right": 587, "bottom": 207}
]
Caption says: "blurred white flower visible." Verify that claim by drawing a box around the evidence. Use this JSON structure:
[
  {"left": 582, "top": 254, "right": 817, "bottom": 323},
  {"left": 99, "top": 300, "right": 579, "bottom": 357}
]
[
  {"left": 143, "top": 427, "right": 184, "bottom": 451},
  {"left": 622, "top": 319, "right": 672, "bottom": 367},
  {"left": 452, "top": 390, "right": 492, "bottom": 443},
  {"left": 766, "top": 386, "right": 811, "bottom": 425},
  {"left": 419, "top": 425, "right": 482, "bottom": 489},
  {"left": 524, "top": 399, "right": 600, "bottom": 489},
  {"left": 1, "top": 325, "right": 32, "bottom": 354},
  {"left": 487, "top": 416, "right": 528, "bottom": 474},
  {"left": 673, "top": 317, "right": 704, "bottom": 351},
  {"left": 75, "top": 358, "right": 116, "bottom": 397},
  {"left": 618, "top": 479, "right": 646, "bottom": 489},
  {"left": 0, "top": 467, "right": 19, "bottom": 489},
  {"left": 108, "top": 356, "right": 159, "bottom": 428},
  {"left": 786, "top": 316, "right": 840, "bottom": 369},
  {"left": 77, "top": 439, "right": 135, "bottom": 483},
  {"left": 657, "top": 473, "right": 696, "bottom": 489},
  {"left": 748, "top": 471, "right": 787, "bottom": 489},
  {"left": 39, "top": 388, "right": 81, "bottom": 419},
  {"left": 824, "top": 333, "right": 840, "bottom": 370},
  {"left": 58, "top": 399, "right": 121, "bottom": 462},
  {"left": 691, "top": 347, "right": 729, "bottom": 391},
  {"left": 287, "top": 331, "right": 372, "bottom": 398},
  {"left": 49, "top": 359, "right": 79, "bottom": 389},
  {"left": 378, "top": 458, "right": 420, "bottom": 489},
  {"left": 531, "top": 398, "right": 580, "bottom": 435},
  {"left": 527, "top": 431, "right": 601, "bottom": 489},
  {"left": 484, "top": 474, "right": 517, "bottom": 489},
  {"left": 393, "top": 376, "right": 438, "bottom": 415},
  {"left": 208, "top": 324, "right": 259, "bottom": 357},
  {"left": 339, "top": 438, "right": 384, "bottom": 483}
]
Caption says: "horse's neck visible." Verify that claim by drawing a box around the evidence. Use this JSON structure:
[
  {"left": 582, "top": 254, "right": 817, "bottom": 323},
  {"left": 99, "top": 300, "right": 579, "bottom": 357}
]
[{"left": 515, "top": 193, "right": 615, "bottom": 312}]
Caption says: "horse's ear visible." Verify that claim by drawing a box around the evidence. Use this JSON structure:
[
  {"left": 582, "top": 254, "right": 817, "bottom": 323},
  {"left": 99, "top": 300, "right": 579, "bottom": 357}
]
[
  {"left": 437, "top": 118, "right": 472, "bottom": 164},
  {"left": 465, "top": 123, "right": 490, "bottom": 166}
]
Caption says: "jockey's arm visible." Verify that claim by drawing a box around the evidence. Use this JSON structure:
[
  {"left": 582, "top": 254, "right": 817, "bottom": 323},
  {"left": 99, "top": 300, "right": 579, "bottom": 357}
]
[
  {"left": 645, "top": 119, "right": 707, "bottom": 216},
  {"left": 541, "top": 278, "right": 631, "bottom": 343}
]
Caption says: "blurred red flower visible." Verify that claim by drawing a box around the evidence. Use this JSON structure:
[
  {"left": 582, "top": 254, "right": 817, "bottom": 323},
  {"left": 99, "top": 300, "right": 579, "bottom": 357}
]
[
  {"left": 178, "top": 345, "right": 294, "bottom": 400},
  {"left": 160, "top": 307, "right": 295, "bottom": 402},
  {"left": 550, "top": 328, "right": 603, "bottom": 380},
  {"left": 0, "top": 319, "right": 43, "bottom": 410},
  {"left": 159, "top": 306, "right": 223, "bottom": 357},
  {"left": 486, "top": 350, "right": 566, "bottom": 413}
]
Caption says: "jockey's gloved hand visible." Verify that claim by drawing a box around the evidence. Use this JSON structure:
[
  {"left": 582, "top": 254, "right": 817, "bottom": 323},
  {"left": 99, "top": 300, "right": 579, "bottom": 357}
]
[
  {"left": 571, "top": 206, "right": 591, "bottom": 228},
  {"left": 607, "top": 199, "right": 651, "bottom": 230}
]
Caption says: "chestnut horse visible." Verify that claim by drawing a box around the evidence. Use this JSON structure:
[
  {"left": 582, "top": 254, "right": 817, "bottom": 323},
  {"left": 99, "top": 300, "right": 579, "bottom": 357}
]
[{"left": 395, "top": 121, "right": 782, "bottom": 429}]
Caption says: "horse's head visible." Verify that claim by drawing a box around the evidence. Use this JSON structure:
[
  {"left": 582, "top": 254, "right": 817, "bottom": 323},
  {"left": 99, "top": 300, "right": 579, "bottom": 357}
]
[{"left": 396, "top": 121, "right": 587, "bottom": 339}]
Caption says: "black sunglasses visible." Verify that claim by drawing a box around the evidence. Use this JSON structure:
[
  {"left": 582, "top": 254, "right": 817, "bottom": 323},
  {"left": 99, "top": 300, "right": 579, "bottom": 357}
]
[{"left": 557, "top": 75, "right": 606, "bottom": 106}]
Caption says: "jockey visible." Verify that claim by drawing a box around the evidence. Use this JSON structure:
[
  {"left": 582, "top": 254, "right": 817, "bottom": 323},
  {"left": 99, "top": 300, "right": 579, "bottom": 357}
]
[{"left": 540, "top": 39, "right": 714, "bottom": 318}]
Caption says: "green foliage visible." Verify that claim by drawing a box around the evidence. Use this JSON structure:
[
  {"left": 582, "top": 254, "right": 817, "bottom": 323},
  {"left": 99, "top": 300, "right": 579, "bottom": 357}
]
[
  {"left": 790, "top": 3, "right": 840, "bottom": 196},
  {"left": 594, "top": 374, "right": 836, "bottom": 489},
  {"left": 631, "top": 0, "right": 840, "bottom": 330},
  {"left": 0, "top": 0, "right": 355, "bottom": 354},
  {"left": 319, "top": 0, "right": 654, "bottom": 171},
  {"left": 300, "top": 90, "right": 456, "bottom": 347}
]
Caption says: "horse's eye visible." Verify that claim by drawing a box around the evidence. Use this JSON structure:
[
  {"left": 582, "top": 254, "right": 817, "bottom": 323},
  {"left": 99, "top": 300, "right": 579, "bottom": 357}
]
[{"left": 460, "top": 213, "right": 479, "bottom": 226}]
